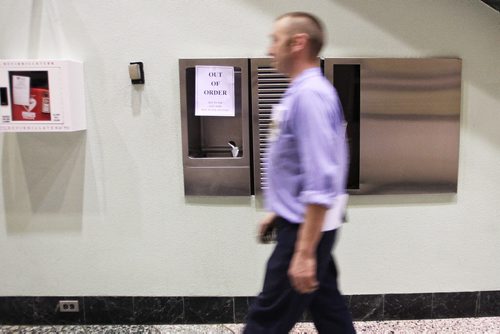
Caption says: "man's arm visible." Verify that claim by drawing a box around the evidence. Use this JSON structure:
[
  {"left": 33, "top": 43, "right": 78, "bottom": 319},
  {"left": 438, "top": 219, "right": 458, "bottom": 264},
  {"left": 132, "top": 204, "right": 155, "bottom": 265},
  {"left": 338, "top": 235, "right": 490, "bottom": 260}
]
[
  {"left": 288, "top": 203, "right": 327, "bottom": 293},
  {"left": 288, "top": 89, "right": 344, "bottom": 293}
]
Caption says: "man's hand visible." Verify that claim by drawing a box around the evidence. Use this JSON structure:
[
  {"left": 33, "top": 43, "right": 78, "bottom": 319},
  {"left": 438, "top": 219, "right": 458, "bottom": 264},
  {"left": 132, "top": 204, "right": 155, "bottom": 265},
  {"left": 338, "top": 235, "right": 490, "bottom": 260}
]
[
  {"left": 288, "top": 250, "right": 319, "bottom": 294},
  {"left": 258, "top": 213, "right": 277, "bottom": 243},
  {"left": 288, "top": 204, "right": 327, "bottom": 294}
]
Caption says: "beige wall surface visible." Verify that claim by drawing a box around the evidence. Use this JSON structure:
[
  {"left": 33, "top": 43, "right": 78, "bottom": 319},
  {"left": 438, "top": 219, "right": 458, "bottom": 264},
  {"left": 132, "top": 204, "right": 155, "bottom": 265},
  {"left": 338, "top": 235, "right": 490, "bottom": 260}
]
[{"left": 0, "top": 0, "right": 499, "bottom": 296}]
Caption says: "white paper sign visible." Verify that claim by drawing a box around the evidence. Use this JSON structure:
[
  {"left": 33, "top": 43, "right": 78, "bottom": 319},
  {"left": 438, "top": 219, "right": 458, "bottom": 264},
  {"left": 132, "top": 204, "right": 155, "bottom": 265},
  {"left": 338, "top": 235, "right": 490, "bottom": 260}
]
[
  {"left": 195, "top": 66, "right": 235, "bottom": 117},
  {"left": 12, "top": 75, "right": 30, "bottom": 106}
]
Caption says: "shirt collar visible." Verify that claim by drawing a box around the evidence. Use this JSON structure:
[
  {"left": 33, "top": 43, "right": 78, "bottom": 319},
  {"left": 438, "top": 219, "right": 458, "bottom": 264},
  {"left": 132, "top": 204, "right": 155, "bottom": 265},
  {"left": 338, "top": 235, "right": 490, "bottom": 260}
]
[{"left": 286, "top": 67, "right": 322, "bottom": 94}]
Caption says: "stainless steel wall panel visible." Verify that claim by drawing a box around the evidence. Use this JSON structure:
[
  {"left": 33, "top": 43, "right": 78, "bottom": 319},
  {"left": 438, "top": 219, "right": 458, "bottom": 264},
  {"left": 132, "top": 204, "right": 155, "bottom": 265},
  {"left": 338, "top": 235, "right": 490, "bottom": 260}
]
[
  {"left": 183, "top": 167, "right": 251, "bottom": 196},
  {"left": 179, "top": 58, "right": 251, "bottom": 195},
  {"left": 250, "top": 58, "right": 291, "bottom": 195},
  {"left": 324, "top": 58, "right": 461, "bottom": 194},
  {"left": 182, "top": 57, "right": 461, "bottom": 196}
]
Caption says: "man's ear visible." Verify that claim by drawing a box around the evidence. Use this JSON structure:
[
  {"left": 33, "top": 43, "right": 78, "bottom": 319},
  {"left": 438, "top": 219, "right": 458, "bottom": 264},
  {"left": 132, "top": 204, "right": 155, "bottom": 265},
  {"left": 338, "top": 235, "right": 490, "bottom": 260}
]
[{"left": 290, "top": 33, "right": 309, "bottom": 53}]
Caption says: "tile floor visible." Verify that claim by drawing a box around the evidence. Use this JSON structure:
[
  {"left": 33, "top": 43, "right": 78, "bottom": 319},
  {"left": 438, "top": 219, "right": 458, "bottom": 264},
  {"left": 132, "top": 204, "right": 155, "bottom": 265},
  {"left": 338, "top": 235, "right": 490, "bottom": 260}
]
[{"left": 0, "top": 317, "right": 499, "bottom": 334}]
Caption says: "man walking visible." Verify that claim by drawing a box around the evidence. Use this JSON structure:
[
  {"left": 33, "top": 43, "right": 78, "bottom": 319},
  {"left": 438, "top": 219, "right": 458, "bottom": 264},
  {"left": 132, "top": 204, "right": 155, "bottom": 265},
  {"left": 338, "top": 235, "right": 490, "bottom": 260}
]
[{"left": 244, "top": 12, "right": 356, "bottom": 333}]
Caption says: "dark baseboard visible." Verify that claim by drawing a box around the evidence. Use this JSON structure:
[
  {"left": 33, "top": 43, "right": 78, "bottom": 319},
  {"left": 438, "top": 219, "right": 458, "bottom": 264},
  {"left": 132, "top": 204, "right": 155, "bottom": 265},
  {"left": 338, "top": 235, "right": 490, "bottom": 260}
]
[{"left": 0, "top": 291, "right": 498, "bottom": 325}]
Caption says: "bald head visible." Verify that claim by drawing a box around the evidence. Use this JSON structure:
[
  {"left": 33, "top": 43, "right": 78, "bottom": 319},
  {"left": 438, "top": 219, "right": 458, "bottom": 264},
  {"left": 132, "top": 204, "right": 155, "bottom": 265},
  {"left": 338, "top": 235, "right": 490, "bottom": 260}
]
[{"left": 276, "top": 12, "right": 325, "bottom": 59}]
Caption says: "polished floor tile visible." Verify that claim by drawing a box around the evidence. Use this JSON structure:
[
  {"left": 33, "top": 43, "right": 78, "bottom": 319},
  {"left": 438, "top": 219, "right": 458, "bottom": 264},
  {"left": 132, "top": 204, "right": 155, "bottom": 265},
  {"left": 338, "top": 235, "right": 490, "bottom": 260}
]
[{"left": 0, "top": 317, "right": 499, "bottom": 333}]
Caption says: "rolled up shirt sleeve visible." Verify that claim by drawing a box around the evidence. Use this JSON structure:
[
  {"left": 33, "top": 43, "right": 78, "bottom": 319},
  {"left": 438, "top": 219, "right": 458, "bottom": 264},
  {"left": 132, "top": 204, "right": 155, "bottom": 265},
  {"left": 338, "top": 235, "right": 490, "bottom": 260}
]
[{"left": 292, "top": 89, "right": 344, "bottom": 208}]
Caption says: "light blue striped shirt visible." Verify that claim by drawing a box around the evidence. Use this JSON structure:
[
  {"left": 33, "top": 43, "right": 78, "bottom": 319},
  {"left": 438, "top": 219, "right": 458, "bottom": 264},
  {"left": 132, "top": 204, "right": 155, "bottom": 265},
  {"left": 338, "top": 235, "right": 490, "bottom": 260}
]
[{"left": 265, "top": 67, "right": 349, "bottom": 228}]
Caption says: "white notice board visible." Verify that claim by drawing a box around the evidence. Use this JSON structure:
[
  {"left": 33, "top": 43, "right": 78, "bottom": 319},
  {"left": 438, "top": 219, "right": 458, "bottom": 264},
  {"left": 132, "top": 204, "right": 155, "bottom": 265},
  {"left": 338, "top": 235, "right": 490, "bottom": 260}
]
[{"left": 195, "top": 66, "right": 235, "bottom": 117}]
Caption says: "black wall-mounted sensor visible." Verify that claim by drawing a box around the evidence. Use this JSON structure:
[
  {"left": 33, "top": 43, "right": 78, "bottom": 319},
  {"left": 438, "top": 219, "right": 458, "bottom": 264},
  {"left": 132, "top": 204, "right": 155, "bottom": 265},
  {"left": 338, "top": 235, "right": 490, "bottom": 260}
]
[{"left": 129, "top": 62, "right": 145, "bottom": 85}]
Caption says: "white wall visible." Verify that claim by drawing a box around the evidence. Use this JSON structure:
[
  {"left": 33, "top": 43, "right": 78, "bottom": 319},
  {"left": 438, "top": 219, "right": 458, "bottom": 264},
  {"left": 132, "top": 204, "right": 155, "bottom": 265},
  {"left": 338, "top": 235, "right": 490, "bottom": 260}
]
[{"left": 0, "top": 0, "right": 499, "bottom": 296}]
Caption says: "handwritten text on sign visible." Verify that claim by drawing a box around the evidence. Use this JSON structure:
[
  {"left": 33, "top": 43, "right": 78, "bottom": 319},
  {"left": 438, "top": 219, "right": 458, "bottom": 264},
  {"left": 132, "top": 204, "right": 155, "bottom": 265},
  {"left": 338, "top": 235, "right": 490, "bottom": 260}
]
[{"left": 195, "top": 66, "right": 235, "bottom": 117}]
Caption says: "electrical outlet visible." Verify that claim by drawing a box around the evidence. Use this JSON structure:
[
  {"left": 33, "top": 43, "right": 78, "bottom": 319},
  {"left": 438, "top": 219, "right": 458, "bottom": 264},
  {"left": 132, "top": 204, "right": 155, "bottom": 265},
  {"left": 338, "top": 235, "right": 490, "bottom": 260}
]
[{"left": 58, "top": 300, "right": 79, "bottom": 313}]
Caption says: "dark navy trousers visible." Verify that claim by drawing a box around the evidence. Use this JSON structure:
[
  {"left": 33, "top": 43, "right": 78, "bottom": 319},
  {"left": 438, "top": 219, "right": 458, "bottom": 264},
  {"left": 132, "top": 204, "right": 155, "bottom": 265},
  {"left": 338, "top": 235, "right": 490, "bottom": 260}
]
[{"left": 244, "top": 217, "right": 355, "bottom": 334}]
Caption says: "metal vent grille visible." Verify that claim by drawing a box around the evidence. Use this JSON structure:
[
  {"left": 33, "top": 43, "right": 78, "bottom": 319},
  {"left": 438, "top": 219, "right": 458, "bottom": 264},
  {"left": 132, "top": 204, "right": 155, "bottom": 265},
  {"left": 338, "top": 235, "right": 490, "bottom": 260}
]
[{"left": 252, "top": 63, "right": 290, "bottom": 193}]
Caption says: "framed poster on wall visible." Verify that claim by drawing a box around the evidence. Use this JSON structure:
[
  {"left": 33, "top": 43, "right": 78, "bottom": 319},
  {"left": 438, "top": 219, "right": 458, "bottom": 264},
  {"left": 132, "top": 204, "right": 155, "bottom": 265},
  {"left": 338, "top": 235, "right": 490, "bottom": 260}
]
[{"left": 0, "top": 59, "right": 86, "bottom": 132}]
